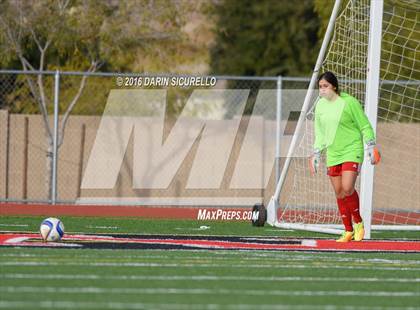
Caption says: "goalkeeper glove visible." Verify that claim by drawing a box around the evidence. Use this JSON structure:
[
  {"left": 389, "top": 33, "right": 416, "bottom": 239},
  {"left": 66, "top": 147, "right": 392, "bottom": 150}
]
[
  {"left": 309, "top": 149, "right": 321, "bottom": 175},
  {"left": 366, "top": 140, "right": 381, "bottom": 165}
]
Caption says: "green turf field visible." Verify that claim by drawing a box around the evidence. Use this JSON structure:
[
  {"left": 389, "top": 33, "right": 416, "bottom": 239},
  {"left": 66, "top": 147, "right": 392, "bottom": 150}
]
[
  {"left": 1, "top": 215, "right": 419, "bottom": 239},
  {"left": 0, "top": 216, "right": 419, "bottom": 310}
]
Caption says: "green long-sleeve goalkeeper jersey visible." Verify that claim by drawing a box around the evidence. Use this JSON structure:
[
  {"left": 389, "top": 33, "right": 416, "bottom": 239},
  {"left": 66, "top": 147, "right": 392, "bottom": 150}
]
[{"left": 313, "top": 92, "right": 375, "bottom": 167}]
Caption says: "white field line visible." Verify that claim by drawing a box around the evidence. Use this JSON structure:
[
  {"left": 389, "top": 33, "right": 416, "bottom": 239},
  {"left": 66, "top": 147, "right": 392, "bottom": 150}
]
[
  {"left": 1, "top": 253, "right": 419, "bottom": 266},
  {"left": 2, "top": 261, "right": 419, "bottom": 271},
  {"left": 1, "top": 286, "right": 419, "bottom": 297},
  {"left": 0, "top": 224, "right": 29, "bottom": 227},
  {"left": 86, "top": 226, "right": 119, "bottom": 229},
  {"left": 1, "top": 252, "right": 418, "bottom": 265},
  {"left": 0, "top": 253, "right": 39, "bottom": 257},
  {"left": 0, "top": 301, "right": 418, "bottom": 310},
  {"left": 1, "top": 273, "right": 419, "bottom": 283},
  {"left": 2, "top": 272, "right": 420, "bottom": 284},
  {"left": 4, "top": 237, "right": 30, "bottom": 243}
]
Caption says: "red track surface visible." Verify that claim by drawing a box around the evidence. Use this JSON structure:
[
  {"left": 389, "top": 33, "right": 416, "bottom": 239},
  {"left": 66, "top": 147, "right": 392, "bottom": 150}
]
[
  {"left": 1, "top": 232, "right": 419, "bottom": 252},
  {"left": 2, "top": 202, "right": 419, "bottom": 226}
]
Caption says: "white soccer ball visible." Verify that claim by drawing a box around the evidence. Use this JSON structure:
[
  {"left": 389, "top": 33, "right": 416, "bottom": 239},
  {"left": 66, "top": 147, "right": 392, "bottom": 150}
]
[{"left": 40, "top": 217, "right": 65, "bottom": 242}]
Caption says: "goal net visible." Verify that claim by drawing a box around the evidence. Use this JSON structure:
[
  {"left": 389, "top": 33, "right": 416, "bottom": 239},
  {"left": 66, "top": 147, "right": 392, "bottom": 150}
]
[{"left": 270, "top": 0, "right": 419, "bottom": 234}]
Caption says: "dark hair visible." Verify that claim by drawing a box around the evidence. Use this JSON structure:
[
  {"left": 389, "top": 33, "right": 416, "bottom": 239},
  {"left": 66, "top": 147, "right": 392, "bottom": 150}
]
[{"left": 318, "top": 71, "right": 339, "bottom": 94}]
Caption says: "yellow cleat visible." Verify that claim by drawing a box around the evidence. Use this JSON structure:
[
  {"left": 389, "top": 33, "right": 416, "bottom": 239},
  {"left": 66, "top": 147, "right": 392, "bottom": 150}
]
[
  {"left": 354, "top": 222, "right": 364, "bottom": 241},
  {"left": 336, "top": 231, "right": 353, "bottom": 242}
]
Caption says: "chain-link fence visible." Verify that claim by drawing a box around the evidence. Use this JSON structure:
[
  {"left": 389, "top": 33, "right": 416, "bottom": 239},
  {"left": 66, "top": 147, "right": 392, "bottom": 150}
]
[
  {"left": 0, "top": 72, "right": 56, "bottom": 203},
  {"left": 0, "top": 70, "right": 310, "bottom": 205}
]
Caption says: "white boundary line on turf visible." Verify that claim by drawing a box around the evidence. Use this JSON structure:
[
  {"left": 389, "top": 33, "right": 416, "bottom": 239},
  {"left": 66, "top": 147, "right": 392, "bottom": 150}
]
[
  {"left": 0, "top": 301, "right": 418, "bottom": 310},
  {"left": 2, "top": 253, "right": 419, "bottom": 265},
  {"left": 3, "top": 249, "right": 420, "bottom": 262},
  {"left": 86, "top": 226, "right": 119, "bottom": 229},
  {"left": 2, "top": 261, "right": 420, "bottom": 271},
  {"left": 2, "top": 252, "right": 419, "bottom": 263},
  {"left": 1, "top": 253, "right": 416, "bottom": 263},
  {"left": 1, "top": 273, "right": 419, "bottom": 283},
  {"left": 1, "top": 286, "right": 419, "bottom": 297}
]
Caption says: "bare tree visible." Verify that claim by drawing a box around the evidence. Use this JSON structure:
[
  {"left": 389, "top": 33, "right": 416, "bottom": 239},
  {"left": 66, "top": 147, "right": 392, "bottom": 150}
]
[{"left": 0, "top": 0, "right": 192, "bottom": 200}]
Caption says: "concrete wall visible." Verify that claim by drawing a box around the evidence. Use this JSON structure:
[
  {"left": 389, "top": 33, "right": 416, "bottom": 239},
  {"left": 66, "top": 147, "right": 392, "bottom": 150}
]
[{"left": 0, "top": 111, "right": 418, "bottom": 215}]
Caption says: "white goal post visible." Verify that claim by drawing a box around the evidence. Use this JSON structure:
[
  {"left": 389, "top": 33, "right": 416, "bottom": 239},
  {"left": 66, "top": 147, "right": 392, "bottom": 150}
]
[
  {"left": 360, "top": 0, "right": 383, "bottom": 239},
  {"left": 267, "top": 0, "right": 420, "bottom": 237}
]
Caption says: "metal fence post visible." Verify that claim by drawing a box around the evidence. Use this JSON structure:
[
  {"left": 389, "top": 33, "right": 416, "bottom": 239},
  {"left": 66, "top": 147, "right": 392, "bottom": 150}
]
[
  {"left": 275, "top": 76, "right": 282, "bottom": 184},
  {"left": 52, "top": 70, "right": 60, "bottom": 204}
]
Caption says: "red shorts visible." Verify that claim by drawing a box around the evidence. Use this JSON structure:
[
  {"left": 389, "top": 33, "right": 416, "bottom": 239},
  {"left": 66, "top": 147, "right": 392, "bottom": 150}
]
[{"left": 327, "top": 162, "right": 360, "bottom": 177}]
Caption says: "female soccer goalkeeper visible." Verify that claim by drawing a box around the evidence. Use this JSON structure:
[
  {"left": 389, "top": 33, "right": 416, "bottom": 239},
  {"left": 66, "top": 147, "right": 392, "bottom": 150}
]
[{"left": 309, "top": 71, "right": 381, "bottom": 242}]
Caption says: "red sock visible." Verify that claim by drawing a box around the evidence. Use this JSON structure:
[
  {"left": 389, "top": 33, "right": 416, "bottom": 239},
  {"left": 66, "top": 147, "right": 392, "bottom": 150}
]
[
  {"left": 346, "top": 190, "right": 362, "bottom": 223},
  {"left": 337, "top": 197, "right": 353, "bottom": 231}
]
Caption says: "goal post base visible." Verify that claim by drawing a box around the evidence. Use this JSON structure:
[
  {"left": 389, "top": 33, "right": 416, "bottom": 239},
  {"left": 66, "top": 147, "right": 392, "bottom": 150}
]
[
  {"left": 274, "top": 222, "right": 343, "bottom": 235},
  {"left": 271, "top": 222, "right": 420, "bottom": 236},
  {"left": 266, "top": 197, "right": 278, "bottom": 226},
  {"left": 371, "top": 225, "right": 420, "bottom": 231}
]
